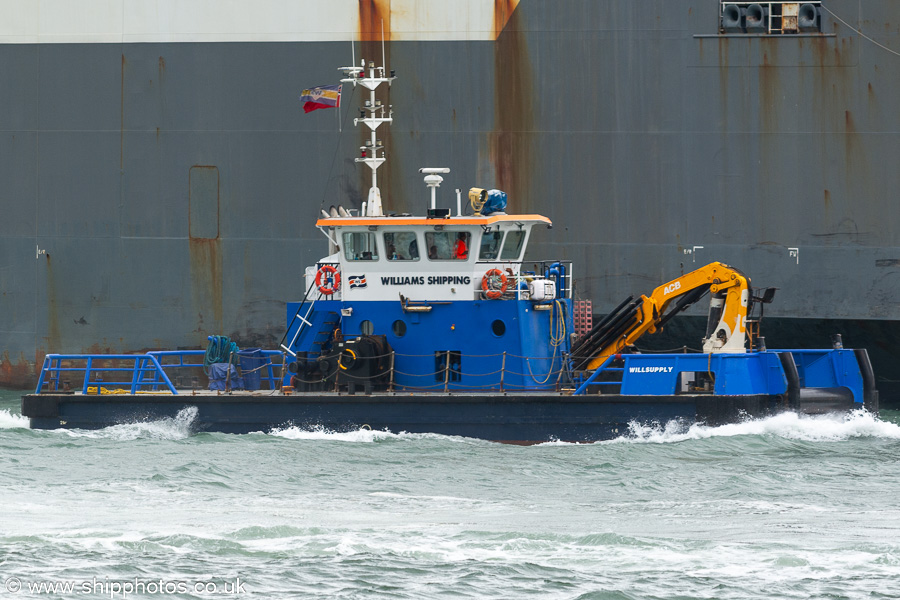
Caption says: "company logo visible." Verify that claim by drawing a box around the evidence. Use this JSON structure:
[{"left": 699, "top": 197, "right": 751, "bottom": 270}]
[
  {"left": 348, "top": 275, "right": 367, "bottom": 288},
  {"left": 663, "top": 281, "right": 681, "bottom": 295},
  {"left": 628, "top": 366, "right": 674, "bottom": 373}
]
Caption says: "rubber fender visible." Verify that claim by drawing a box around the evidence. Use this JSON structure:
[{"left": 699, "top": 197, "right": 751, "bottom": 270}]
[
  {"left": 778, "top": 352, "right": 801, "bottom": 410},
  {"left": 854, "top": 348, "right": 880, "bottom": 413},
  {"left": 796, "top": 388, "right": 855, "bottom": 414}
]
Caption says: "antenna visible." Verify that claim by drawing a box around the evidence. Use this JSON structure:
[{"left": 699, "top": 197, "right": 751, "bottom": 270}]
[
  {"left": 420, "top": 168, "right": 450, "bottom": 210},
  {"left": 381, "top": 19, "right": 386, "bottom": 74},
  {"left": 339, "top": 53, "right": 396, "bottom": 217}
]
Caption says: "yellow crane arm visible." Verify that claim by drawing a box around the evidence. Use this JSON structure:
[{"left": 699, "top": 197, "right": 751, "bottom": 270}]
[{"left": 583, "top": 262, "right": 751, "bottom": 371}]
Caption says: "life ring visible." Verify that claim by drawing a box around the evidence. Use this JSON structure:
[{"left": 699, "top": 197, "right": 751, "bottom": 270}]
[
  {"left": 481, "top": 268, "right": 508, "bottom": 300},
  {"left": 316, "top": 265, "right": 340, "bottom": 295}
]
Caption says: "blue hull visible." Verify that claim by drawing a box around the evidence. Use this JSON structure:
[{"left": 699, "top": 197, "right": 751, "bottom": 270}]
[{"left": 22, "top": 391, "right": 835, "bottom": 443}]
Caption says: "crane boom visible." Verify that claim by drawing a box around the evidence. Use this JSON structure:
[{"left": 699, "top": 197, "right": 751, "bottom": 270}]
[{"left": 577, "top": 262, "right": 751, "bottom": 371}]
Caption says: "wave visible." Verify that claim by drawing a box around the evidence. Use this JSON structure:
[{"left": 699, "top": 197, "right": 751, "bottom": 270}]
[
  {"left": 267, "top": 410, "right": 900, "bottom": 445},
  {"left": 55, "top": 406, "right": 199, "bottom": 441},
  {"left": 267, "top": 425, "right": 472, "bottom": 444},
  {"left": 609, "top": 409, "right": 900, "bottom": 444},
  {"left": 0, "top": 408, "right": 29, "bottom": 429},
  {"left": 268, "top": 425, "right": 397, "bottom": 443}
]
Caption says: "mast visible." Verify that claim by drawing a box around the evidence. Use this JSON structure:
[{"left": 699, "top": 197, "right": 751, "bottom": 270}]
[{"left": 339, "top": 59, "right": 395, "bottom": 217}]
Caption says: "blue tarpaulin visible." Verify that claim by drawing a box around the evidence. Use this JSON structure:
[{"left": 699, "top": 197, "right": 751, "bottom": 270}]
[{"left": 208, "top": 363, "right": 243, "bottom": 391}]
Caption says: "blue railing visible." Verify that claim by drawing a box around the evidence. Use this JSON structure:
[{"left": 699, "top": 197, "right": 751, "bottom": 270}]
[
  {"left": 35, "top": 350, "right": 285, "bottom": 395},
  {"left": 35, "top": 354, "right": 179, "bottom": 395},
  {"left": 573, "top": 355, "right": 621, "bottom": 395}
]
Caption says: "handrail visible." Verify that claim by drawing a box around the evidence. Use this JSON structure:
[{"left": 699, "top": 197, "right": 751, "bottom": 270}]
[
  {"left": 469, "top": 259, "right": 574, "bottom": 300},
  {"left": 280, "top": 272, "right": 327, "bottom": 356},
  {"left": 572, "top": 355, "right": 616, "bottom": 396},
  {"left": 36, "top": 350, "right": 285, "bottom": 395},
  {"left": 35, "top": 354, "right": 178, "bottom": 395}
]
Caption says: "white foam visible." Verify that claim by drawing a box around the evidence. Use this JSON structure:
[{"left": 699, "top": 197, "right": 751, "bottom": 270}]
[
  {"left": 268, "top": 425, "right": 474, "bottom": 444},
  {"left": 0, "top": 408, "right": 30, "bottom": 429},
  {"left": 610, "top": 409, "right": 900, "bottom": 444},
  {"left": 56, "top": 406, "right": 198, "bottom": 441},
  {"left": 268, "top": 425, "right": 398, "bottom": 443},
  {"left": 367, "top": 492, "right": 487, "bottom": 509}
]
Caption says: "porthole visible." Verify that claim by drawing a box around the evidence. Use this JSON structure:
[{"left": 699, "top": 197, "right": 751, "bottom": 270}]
[
  {"left": 491, "top": 319, "right": 506, "bottom": 337},
  {"left": 392, "top": 320, "right": 407, "bottom": 337},
  {"left": 360, "top": 320, "right": 374, "bottom": 335}
]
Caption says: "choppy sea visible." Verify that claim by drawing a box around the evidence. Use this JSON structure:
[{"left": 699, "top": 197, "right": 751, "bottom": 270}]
[{"left": 1, "top": 389, "right": 899, "bottom": 599}]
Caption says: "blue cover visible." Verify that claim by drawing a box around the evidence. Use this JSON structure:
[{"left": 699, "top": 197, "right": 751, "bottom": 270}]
[
  {"left": 482, "top": 189, "right": 508, "bottom": 215},
  {"left": 208, "top": 363, "right": 243, "bottom": 390}
]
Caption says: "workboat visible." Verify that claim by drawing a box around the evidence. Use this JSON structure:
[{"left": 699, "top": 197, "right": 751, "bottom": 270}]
[{"left": 21, "top": 58, "right": 879, "bottom": 443}]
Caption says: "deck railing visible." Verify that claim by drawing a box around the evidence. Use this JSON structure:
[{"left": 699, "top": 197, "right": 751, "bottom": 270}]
[
  {"left": 35, "top": 350, "right": 284, "bottom": 395},
  {"left": 35, "top": 354, "right": 179, "bottom": 395}
]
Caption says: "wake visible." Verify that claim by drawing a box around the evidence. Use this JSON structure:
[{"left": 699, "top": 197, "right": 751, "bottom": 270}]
[{"left": 612, "top": 409, "right": 900, "bottom": 444}]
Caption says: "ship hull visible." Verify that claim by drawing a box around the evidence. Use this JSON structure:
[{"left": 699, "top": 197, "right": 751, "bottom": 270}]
[{"left": 22, "top": 391, "right": 842, "bottom": 443}]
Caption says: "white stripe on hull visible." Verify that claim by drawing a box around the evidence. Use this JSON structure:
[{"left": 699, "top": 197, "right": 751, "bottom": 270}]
[{"left": 0, "top": 0, "right": 519, "bottom": 44}]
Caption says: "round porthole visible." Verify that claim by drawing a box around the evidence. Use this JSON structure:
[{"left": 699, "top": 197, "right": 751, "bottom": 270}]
[
  {"left": 360, "top": 320, "right": 374, "bottom": 335},
  {"left": 491, "top": 319, "right": 506, "bottom": 337},
  {"left": 392, "top": 320, "right": 407, "bottom": 337}
]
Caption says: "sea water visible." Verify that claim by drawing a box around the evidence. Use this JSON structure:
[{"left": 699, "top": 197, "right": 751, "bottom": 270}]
[{"left": 1, "top": 388, "right": 899, "bottom": 599}]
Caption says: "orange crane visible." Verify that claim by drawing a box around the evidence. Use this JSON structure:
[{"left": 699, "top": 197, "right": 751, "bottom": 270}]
[{"left": 572, "top": 262, "right": 767, "bottom": 371}]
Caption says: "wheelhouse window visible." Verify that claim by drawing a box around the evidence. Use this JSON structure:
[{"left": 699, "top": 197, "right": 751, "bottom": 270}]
[
  {"left": 383, "top": 232, "right": 420, "bottom": 261},
  {"left": 478, "top": 231, "right": 503, "bottom": 260},
  {"left": 342, "top": 231, "right": 379, "bottom": 261},
  {"left": 425, "top": 231, "right": 470, "bottom": 261},
  {"left": 500, "top": 230, "right": 526, "bottom": 260}
]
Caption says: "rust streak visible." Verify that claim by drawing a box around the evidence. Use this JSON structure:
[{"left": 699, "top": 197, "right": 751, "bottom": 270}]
[
  {"left": 45, "top": 253, "right": 61, "bottom": 354},
  {"left": 189, "top": 238, "right": 224, "bottom": 335},
  {"left": 0, "top": 351, "right": 36, "bottom": 388},
  {"left": 844, "top": 110, "right": 858, "bottom": 175},
  {"left": 357, "top": 0, "right": 395, "bottom": 211},
  {"left": 359, "top": 0, "right": 391, "bottom": 42},
  {"left": 493, "top": 0, "right": 520, "bottom": 40},
  {"left": 491, "top": 4, "right": 534, "bottom": 213}
]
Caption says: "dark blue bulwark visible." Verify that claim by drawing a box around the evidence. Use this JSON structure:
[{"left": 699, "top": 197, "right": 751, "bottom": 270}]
[
  {"left": 788, "top": 349, "right": 865, "bottom": 402},
  {"left": 616, "top": 350, "right": 865, "bottom": 404},
  {"left": 619, "top": 353, "right": 788, "bottom": 396},
  {"left": 25, "top": 392, "right": 704, "bottom": 442}
]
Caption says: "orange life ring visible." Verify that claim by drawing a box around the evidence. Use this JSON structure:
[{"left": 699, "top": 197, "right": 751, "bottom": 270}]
[
  {"left": 481, "top": 268, "right": 508, "bottom": 300},
  {"left": 316, "top": 265, "right": 340, "bottom": 295}
]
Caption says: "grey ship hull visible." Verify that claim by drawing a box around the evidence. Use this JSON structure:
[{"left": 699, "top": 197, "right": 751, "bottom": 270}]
[{"left": 2, "top": 1, "right": 899, "bottom": 402}]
